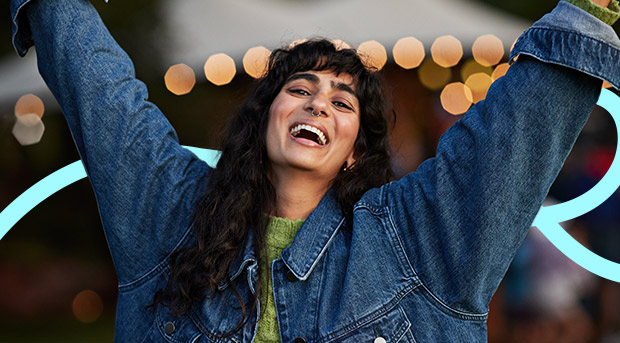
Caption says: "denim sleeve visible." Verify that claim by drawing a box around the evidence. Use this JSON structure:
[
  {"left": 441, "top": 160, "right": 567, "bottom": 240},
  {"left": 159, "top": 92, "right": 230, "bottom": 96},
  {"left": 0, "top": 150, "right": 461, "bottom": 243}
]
[
  {"left": 384, "top": 1, "right": 620, "bottom": 315},
  {"left": 11, "top": 0, "right": 211, "bottom": 285}
]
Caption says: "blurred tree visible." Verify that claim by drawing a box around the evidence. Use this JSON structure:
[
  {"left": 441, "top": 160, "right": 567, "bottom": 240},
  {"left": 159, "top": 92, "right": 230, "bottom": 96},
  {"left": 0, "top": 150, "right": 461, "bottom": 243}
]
[{"left": 472, "top": 0, "right": 620, "bottom": 35}]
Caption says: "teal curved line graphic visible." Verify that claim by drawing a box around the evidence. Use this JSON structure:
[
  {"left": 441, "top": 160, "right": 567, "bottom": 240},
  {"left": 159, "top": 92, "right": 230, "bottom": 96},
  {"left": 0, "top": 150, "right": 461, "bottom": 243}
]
[
  {"left": 0, "top": 147, "right": 221, "bottom": 240},
  {"left": 0, "top": 89, "right": 619, "bottom": 282},
  {"left": 532, "top": 88, "right": 620, "bottom": 282}
]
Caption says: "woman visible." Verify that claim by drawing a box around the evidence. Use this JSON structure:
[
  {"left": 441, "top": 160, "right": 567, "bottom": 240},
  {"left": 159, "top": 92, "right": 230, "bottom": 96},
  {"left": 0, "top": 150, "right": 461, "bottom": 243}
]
[{"left": 10, "top": 0, "right": 620, "bottom": 342}]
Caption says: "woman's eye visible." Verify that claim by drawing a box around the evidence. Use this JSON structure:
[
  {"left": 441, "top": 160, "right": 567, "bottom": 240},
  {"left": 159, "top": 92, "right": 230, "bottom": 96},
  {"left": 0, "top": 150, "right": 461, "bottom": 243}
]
[
  {"left": 333, "top": 101, "right": 352, "bottom": 110},
  {"left": 290, "top": 89, "right": 310, "bottom": 96}
]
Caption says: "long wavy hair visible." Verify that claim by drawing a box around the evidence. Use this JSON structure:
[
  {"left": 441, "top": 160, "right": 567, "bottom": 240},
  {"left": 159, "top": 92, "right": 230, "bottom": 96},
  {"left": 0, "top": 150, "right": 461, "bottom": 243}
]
[{"left": 151, "top": 38, "right": 394, "bottom": 337}]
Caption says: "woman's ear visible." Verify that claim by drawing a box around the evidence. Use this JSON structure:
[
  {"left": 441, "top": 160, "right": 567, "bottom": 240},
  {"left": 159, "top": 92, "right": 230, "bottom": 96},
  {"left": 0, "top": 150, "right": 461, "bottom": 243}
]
[{"left": 344, "top": 150, "right": 357, "bottom": 171}]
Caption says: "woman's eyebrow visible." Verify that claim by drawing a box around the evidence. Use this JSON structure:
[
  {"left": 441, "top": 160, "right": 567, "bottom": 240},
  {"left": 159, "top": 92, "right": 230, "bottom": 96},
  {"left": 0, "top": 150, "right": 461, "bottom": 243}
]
[
  {"left": 331, "top": 81, "right": 357, "bottom": 98},
  {"left": 286, "top": 73, "right": 319, "bottom": 84},
  {"left": 286, "top": 73, "right": 358, "bottom": 98}
]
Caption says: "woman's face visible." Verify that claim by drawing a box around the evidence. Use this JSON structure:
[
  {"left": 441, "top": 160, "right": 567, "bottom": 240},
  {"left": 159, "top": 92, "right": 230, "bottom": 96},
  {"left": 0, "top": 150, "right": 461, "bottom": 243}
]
[{"left": 266, "top": 70, "right": 360, "bottom": 180}]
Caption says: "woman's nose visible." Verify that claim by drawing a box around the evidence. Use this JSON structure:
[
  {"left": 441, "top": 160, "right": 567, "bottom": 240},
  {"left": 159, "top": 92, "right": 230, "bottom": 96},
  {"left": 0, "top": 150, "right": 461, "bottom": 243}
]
[{"left": 306, "top": 94, "right": 329, "bottom": 117}]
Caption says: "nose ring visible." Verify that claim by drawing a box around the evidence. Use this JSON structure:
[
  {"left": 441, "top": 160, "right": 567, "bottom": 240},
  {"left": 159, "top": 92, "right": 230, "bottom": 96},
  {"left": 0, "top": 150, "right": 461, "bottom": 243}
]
[{"left": 311, "top": 109, "right": 322, "bottom": 117}]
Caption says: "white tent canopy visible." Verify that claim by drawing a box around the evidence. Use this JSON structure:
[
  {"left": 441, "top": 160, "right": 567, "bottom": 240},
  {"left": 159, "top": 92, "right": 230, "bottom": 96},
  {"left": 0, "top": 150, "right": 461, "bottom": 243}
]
[
  {"left": 164, "top": 0, "right": 530, "bottom": 68},
  {"left": 1, "top": 0, "right": 531, "bottom": 108}
]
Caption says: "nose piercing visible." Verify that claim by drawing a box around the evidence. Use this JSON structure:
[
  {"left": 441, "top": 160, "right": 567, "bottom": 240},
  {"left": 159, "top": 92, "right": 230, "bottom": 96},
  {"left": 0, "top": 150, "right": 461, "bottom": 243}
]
[{"left": 311, "top": 109, "right": 323, "bottom": 117}]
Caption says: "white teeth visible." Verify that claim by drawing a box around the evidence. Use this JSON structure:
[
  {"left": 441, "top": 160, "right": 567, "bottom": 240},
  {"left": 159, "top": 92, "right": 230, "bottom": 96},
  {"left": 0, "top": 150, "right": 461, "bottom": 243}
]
[{"left": 289, "top": 124, "right": 327, "bottom": 145}]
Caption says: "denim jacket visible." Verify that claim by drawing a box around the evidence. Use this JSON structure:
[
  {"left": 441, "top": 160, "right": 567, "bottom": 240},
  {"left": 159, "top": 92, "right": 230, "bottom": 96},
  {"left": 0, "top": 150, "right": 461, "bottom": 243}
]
[{"left": 11, "top": 0, "right": 620, "bottom": 342}]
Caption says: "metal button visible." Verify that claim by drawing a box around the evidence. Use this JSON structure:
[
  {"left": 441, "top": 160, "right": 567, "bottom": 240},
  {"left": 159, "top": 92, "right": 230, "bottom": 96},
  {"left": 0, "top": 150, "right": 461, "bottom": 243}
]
[
  {"left": 293, "top": 337, "right": 306, "bottom": 343},
  {"left": 287, "top": 270, "right": 298, "bottom": 282},
  {"left": 164, "top": 321, "right": 175, "bottom": 335},
  {"left": 374, "top": 337, "right": 386, "bottom": 343}
]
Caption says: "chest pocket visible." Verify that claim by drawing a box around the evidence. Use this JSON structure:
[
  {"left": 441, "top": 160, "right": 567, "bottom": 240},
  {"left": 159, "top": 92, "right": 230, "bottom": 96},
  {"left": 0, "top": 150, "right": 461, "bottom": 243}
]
[
  {"left": 323, "top": 306, "right": 416, "bottom": 343},
  {"left": 144, "top": 303, "right": 243, "bottom": 343},
  {"left": 139, "top": 306, "right": 202, "bottom": 343}
]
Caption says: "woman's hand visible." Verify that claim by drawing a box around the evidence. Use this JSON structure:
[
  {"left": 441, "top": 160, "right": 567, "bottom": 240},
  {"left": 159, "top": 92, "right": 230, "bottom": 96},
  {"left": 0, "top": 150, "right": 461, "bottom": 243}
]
[{"left": 592, "top": 0, "right": 610, "bottom": 8}]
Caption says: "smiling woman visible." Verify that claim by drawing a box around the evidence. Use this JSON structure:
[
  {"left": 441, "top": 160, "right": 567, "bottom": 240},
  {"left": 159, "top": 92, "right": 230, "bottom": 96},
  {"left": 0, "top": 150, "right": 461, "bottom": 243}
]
[{"left": 9, "top": 0, "right": 620, "bottom": 342}]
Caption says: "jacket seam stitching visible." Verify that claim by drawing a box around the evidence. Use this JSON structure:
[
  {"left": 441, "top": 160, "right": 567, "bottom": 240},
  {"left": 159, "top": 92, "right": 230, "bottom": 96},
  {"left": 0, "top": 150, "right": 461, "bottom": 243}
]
[
  {"left": 317, "top": 281, "right": 418, "bottom": 343},
  {"left": 118, "top": 220, "right": 195, "bottom": 291},
  {"left": 384, "top": 186, "right": 488, "bottom": 319},
  {"left": 527, "top": 26, "right": 620, "bottom": 51}
]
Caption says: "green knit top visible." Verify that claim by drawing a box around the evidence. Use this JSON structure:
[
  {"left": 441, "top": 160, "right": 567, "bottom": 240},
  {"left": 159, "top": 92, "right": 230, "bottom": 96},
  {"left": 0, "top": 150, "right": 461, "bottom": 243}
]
[
  {"left": 565, "top": 0, "right": 619, "bottom": 25},
  {"left": 252, "top": 3, "right": 618, "bottom": 341},
  {"left": 254, "top": 216, "right": 305, "bottom": 343}
]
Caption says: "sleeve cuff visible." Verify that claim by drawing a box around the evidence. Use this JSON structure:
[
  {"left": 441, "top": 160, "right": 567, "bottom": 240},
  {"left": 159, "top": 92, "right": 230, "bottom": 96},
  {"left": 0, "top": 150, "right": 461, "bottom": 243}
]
[
  {"left": 509, "top": 1, "right": 620, "bottom": 90},
  {"left": 11, "top": 0, "right": 34, "bottom": 57},
  {"left": 564, "top": 0, "right": 620, "bottom": 26}
]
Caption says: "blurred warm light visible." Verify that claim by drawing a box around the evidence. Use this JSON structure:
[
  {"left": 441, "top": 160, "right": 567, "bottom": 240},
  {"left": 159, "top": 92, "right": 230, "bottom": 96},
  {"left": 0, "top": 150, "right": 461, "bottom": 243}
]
[
  {"left": 331, "top": 39, "right": 350, "bottom": 50},
  {"left": 15, "top": 94, "right": 44, "bottom": 118},
  {"left": 393, "top": 37, "right": 425, "bottom": 70},
  {"left": 243, "top": 46, "right": 271, "bottom": 79},
  {"left": 431, "top": 35, "right": 463, "bottom": 68},
  {"left": 72, "top": 290, "right": 103, "bottom": 323},
  {"left": 492, "top": 63, "right": 510, "bottom": 81},
  {"left": 357, "top": 40, "right": 388, "bottom": 70},
  {"left": 12, "top": 113, "right": 45, "bottom": 146},
  {"left": 603, "top": 81, "right": 612, "bottom": 89},
  {"left": 441, "top": 82, "right": 473, "bottom": 115},
  {"left": 164, "top": 64, "right": 195, "bottom": 96},
  {"left": 465, "top": 72, "right": 493, "bottom": 103},
  {"left": 472, "top": 34, "right": 504, "bottom": 67},
  {"left": 204, "top": 53, "right": 236, "bottom": 86},
  {"left": 510, "top": 39, "right": 519, "bottom": 62},
  {"left": 460, "top": 59, "right": 492, "bottom": 83},
  {"left": 418, "top": 59, "right": 452, "bottom": 90},
  {"left": 289, "top": 38, "right": 308, "bottom": 49}
]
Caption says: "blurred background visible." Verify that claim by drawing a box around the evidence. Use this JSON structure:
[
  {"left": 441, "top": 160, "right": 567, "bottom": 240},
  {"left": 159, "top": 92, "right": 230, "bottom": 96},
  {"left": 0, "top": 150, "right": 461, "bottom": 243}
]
[{"left": 1, "top": 0, "right": 619, "bottom": 341}]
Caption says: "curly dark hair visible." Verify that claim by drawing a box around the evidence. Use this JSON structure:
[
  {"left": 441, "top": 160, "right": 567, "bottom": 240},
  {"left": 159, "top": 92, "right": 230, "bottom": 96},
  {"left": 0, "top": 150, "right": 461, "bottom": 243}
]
[{"left": 151, "top": 38, "right": 394, "bottom": 337}]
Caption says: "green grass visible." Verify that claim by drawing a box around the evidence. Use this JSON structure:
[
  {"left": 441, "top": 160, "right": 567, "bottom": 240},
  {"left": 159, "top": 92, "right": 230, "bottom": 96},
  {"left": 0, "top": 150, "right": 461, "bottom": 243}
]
[{"left": 0, "top": 315, "right": 115, "bottom": 343}]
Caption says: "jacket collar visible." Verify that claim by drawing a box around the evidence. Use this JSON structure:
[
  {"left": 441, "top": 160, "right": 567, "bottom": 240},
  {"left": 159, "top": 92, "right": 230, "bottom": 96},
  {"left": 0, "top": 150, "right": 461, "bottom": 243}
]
[
  {"left": 222, "top": 189, "right": 345, "bottom": 288},
  {"left": 280, "top": 189, "right": 345, "bottom": 281}
]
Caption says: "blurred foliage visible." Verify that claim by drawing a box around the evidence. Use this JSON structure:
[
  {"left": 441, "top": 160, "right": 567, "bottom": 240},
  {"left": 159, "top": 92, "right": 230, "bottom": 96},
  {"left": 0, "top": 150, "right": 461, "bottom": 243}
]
[
  {"left": 472, "top": 0, "right": 620, "bottom": 35},
  {"left": 2, "top": 0, "right": 166, "bottom": 74}
]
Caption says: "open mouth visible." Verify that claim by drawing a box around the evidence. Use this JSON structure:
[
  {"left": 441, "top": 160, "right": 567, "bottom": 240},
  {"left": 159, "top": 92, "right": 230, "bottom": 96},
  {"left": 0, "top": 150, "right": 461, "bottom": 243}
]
[{"left": 290, "top": 124, "right": 328, "bottom": 146}]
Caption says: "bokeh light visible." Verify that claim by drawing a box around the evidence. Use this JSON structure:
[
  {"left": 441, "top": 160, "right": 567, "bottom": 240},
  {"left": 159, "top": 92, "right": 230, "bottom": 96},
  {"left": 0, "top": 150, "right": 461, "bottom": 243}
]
[
  {"left": 357, "top": 40, "right": 388, "bottom": 70},
  {"left": 15, "top": 94, "right": 44, "bottom": 118},
  {"left": 331, "top": 39, "right": 350, "bottom": 50},
  {"left": 418, "top": 59, "right": 452, "bottom": 90},
  {"left": 72, "top": 290, "right": 104, "bottom": 323},
  {"left": 289, "top": 38, "right": 308, "bottom": 49},
  {"left": 465, "top": 72, "right": 494, "bottom": 103},
  {"left": 164, "top": 63, "right": 196, "bottom": 95},
  {"left": 492, "top": 63, "right": 510, "bottom": 81},
  {"left": 243, "top": 46, "right": 271, "bottom": 79},
  {"left": 12, "top": 113, "right": 45, "bottom": 146},
  {"left": 472, "top": 34, "right": 504, "bottom": 67},
  {"left": 440, "top": 82, "right": 473, "bottom": 115},
  {"left": 204, "top": 53, "right": 236, "bottom": 86},
  {"left": 431, "top": 35, "right": 463, "bottom": 68},
  {"left": 393, "top": 37, "right": 425, "bottom": 70},
  {"left": 460, "top": 59, "right": 492, "bottom": 83}
]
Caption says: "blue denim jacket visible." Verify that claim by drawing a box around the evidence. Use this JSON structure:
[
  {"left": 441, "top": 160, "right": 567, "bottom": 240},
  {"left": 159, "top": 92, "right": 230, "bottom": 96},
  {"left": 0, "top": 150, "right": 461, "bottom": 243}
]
[{"left": 11, "top": 0, "right": 620, "bottom": 342}]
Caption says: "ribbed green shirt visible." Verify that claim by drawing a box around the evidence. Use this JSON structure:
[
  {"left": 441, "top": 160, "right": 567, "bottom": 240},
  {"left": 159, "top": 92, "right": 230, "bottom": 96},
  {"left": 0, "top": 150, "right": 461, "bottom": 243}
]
[
  {"left": 565, "top": 0, "right": 619, "bottom": 25},
  {"left": 254, "top": 216, "right": 305, "bottom": 343}
]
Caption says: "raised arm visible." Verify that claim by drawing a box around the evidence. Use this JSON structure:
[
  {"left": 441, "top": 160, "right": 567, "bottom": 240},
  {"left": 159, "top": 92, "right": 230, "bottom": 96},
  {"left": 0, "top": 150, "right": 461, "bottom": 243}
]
[
  {"left": 383, "top": 1, "right": 620, "bottom": 316},
  {"left": 11, "top": 0, "right": 211, "bottom": 285}
]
